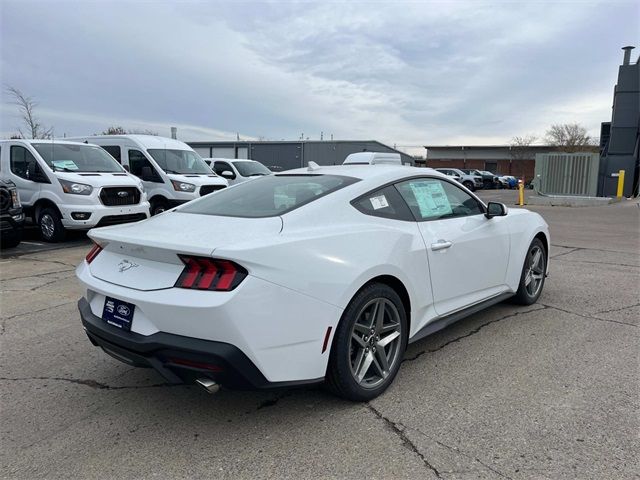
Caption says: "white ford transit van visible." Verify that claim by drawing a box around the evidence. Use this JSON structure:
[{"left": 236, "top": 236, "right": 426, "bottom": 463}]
[
  {"left": 67, "top": 135, "right": 228, "bottom": 215},
  {"left": 0, "top": 139, "right": 150, "bottom": 242}
]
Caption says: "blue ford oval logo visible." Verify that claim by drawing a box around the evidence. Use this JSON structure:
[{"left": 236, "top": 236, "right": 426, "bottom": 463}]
[{"left": 117, "top": 305, "right": 130, "bottom": 316}]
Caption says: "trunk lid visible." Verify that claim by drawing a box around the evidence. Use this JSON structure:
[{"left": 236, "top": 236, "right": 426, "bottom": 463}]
[{"left": 88, "top": 212, "right": 282, "bottom": 290}]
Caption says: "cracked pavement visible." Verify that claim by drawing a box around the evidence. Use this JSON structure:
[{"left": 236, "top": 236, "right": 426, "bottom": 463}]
[{"left": 1, "top": 192, "right": 638, "bottom": 479}]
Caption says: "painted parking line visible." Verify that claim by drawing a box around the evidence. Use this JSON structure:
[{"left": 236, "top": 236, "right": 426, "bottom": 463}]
[{"left": 21, "top": 241, "right": 46, "bottom": 246}]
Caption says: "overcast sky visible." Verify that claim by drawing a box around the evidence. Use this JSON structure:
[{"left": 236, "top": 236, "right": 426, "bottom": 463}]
[{"left": 1, "top": 0, "right": 638, "bottom": 155}]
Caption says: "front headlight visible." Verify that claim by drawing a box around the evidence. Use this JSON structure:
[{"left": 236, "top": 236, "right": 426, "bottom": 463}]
[
  {"left": 171, "top": 180, "right": 196, "bottom": 192},
  {"left": 10, "top": 188, "right": 21, "bottom": 208},
  {"left": 59, "top": 179, "right": 93, "bottom": 195}
]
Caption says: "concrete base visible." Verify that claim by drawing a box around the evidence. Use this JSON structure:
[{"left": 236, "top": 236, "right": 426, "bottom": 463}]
[{"left": 525, "top": 195, "right": 617, "bottom": 207}]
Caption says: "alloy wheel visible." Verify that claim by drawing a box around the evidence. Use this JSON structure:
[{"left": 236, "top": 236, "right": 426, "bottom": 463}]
[
  {"left": 524, "top": 245, "right": 545, "bottom": 297},
  {"left": 40, "top": 214, "right": 55, "bottom": 238},
  {"left": 349, "top": 298, "right": 403, "bottom": 389}
]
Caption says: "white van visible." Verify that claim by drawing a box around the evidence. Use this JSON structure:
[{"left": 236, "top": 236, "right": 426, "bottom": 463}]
[
  {"left": 67, "top": 135, "right": 228, "bottom": 215},
  {"left": 203, "top": 158, "right": 273, "bottom": 186},
  {"left": 0, "top": 139, "right": 150, "bottom": 242}
]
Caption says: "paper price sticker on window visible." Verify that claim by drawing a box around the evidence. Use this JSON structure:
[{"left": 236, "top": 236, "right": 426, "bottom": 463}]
[{"left": 370, "top": 195, "right": 389, "bottom": 210}]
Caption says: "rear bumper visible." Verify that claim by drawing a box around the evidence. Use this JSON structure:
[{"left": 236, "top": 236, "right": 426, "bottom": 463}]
[{"left": 79, "top": 298, "right": 322, "bottom": 389}]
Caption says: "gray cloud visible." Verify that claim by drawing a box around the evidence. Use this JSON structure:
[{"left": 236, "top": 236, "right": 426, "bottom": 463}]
[{"left": 1, "top": 0, "right": 638, "bottom": 155}]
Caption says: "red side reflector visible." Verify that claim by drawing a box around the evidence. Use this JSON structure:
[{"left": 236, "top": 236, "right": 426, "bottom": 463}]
[
  {"left": 175, "top": 255, "right": 247, "bottom": 291},
  {"left": 85, "top": 243, "right": 103, "bottom": 264},
  {"left": 322, "top": 326, "right": 333, "bottom": 353}
]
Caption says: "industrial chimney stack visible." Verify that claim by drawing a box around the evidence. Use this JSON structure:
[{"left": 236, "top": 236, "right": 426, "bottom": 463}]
[
  {"left": 170, "top": 127, "right": 177, "bottom": 139},
  {"left": 622, "top": 46, "right": 635, "bottom": 65}
]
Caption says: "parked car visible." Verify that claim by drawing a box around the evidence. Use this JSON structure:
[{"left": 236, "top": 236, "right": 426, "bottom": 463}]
[
  {"left": 204, "top": 158, "right": 272, "bottom": 186},
  {"left": 433, "top": 168, "right": 461, "bottom": 183},
  {"left": 0, "top": 139, "right": 150, "bottom": 242},
  {"left": 0, "top": 179, "right": 24, "bottom": 249},
  {"left": 435, "top": 168, "right": 483, "bottom": 191},
  {"left": 77, "top": 156, "right": 550, "bottom": 401},
  {"left": 67, "top": 135, "right": 228, "bottom": 215},
  {"left": 461, "top": 169, "right": 500, "bottom": 189},
  {"left": 498, "top": 175, "right": 518, "bottom": 189}
]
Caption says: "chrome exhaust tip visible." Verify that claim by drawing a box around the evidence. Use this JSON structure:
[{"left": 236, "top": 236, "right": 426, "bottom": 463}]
[{"left": 195, "top": 378, "right": 220, "bottom": 394}]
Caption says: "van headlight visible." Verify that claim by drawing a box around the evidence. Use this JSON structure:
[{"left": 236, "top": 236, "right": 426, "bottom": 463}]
[
  {"left": 171, "top": 180, "right": 196, "bottom": 192},
  {"left": 59, "top": 179, "right": 93, "bottom": 195}
]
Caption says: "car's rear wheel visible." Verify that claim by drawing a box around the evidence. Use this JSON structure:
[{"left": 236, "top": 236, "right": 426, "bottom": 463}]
[
  {"left": 326, "top": 283, "right": 408, "bottom": 401},
  {"left": 512, "top": 238, "right": 546, "bottom": 305},
  {"left": 463, "top": 180, "right": 475, "bottom": 191}
]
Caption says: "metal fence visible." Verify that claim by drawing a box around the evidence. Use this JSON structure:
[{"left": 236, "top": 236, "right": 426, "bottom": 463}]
[{"left": 534, "top": 153, "right": 600, "bottom": 196}]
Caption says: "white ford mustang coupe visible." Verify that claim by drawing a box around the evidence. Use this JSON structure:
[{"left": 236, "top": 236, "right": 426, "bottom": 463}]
[{"left": 77, "top": 158, "right": 549, "bottom": 401}]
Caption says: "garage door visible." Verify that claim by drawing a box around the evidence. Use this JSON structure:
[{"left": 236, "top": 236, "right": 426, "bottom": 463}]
[
  {"left": 192, "top": 147, "right": 210, "bottom": 158},
  {"left": 212, "top": 147, "right": 235, "bottom": 158}
]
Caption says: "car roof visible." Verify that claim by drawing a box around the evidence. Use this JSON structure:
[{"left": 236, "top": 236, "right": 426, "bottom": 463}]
[{"left": 283, "top": 164, "right": 446, "bottom": 183}]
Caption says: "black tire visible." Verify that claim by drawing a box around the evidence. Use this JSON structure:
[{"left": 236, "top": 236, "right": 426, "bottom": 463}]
[
  {"left": 512, "top": 238, "right": 546, "bottom": 305},
  {"left": 0, "top": 230, "right": 22, "bottom": 249},
  {"left": 150, "top": 198, "right": 168, "bottom": 216},
  {"left": 462, "top": 180, "right": 475, "bottom": 192},
  {"left": 326, "top": 283, "right": 408, "bottom": 401},
  {"left": 38, "top": 207, "right": 66, "bottom": 243}
]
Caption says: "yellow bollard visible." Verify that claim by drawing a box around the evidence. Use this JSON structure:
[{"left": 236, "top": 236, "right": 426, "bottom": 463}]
[
  {"left": 616, "top": 170, "right": 625, "bottom": 198},
  {"left": 518, "top": 180, "right": 524, "bottom": 206}
]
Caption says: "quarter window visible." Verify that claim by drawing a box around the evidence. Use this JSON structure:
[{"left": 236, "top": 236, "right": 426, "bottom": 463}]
[
  {"left": 352, "top": 185, "right": 414, "bottom": 221},
  {"left": 396, "top": 178, "right": 484, "bottom": 221}
]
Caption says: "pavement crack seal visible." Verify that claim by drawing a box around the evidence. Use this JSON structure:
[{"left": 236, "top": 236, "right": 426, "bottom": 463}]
[
  {"left": 593, "top": 302, "right": 640, "bottom": 315},
  {"left": 403, "top": 306, "right": 546, "bottom": 363},
  {"left": 0, "top": 376, "right": 178, "bottom": 390},
  {"left": 1, "top": 268, "right": 76, "bottom": 282},
  {"left": 366, "top": 403, "right": 442, "bottom": 478},
  {"left": 539, "top": 303, "right": 638, "bottom": 328},
  {"left": 409, "top": 426, "right": 513, "bottom": 480},
  {"left": 550, "top": 247, "right": 582, "bottom": 259},
  {"left": 1, "top": 300, "right": 76, "bottom": 326}
]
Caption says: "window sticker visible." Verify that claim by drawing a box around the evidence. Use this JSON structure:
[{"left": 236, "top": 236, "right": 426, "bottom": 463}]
[
  {"left": 370, "top": 194, "right": 389, "bottom": 210},
  {"left": 410, "top": 181, "right": 452, "bottom": 218},
  {"left": 52, "top": 160, "right": 79, "bottom": 170}
]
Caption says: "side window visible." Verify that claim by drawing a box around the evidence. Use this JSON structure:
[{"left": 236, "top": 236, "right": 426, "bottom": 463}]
[
  {"left": 214, "top": 162, "right": 236, "bottom": 179},
  {"left": 352, "top": 185, "right": 414, "bottom": 221},
  {"left": 128, "top": 149, "right": 159, "bottom": 181},
  {"left": 396, "top": 178, "right": 484, "bottom": 221},
  {"left": 10, "top": 145, "right": 38, "bottom": 180},
  {"left": 101, "top": 145, "right": 121, "bottom": 164}
]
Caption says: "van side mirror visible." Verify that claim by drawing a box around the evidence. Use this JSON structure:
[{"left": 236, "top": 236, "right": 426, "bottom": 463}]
[
  {"left": 141, "top": 166, "right": 156, "bottom": 182},
  {"left": 485, "top": 202, "right": 507, "bottom": 219},
  {"left": 27, "top": 162, "right": 49, "bottom": 183}
]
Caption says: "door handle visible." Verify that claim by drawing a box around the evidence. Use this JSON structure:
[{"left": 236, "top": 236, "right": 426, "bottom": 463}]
[{"left": 431, "top": 240, "right": 453, "bottom": 251}]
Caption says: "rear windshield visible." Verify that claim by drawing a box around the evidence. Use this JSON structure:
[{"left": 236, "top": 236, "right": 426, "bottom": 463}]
[
  {"left": 32, "top": 143, "right": 124, "bottom": 173},
  {"left": 179, "top": 174, "right": 358, "bottom": 218}
]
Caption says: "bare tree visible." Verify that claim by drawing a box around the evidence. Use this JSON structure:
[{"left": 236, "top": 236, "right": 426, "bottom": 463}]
[
  {"left": 5, "top": 86, "right": 53, "bottom": 139},
  {"left": 509, "top": 134, "right": 537, "bottom": 178},
  {"left": 544, "top": 123, "right": 596, "bottom": 152},
  {"left": 101, "top": 126, "right": 158, "bottom": 135}
]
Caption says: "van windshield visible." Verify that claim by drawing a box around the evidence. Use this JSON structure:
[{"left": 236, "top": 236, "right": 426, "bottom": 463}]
[
  {"left": 147, "top": 149, "right": 212, "bottom": 175},
  {"left": 234, "top": 161, "right": 272, "bottom": 177},
  {"left": 32, "top": 143, "right": 124, "bottom": 173}
]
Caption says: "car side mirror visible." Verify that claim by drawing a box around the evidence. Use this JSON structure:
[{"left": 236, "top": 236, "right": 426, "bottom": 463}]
[
  {"left": 221, "top": 170, "right": 234, "bottom": 179},
  {"left": 485, "top": 201, "right": 508, "bottom": 219}
]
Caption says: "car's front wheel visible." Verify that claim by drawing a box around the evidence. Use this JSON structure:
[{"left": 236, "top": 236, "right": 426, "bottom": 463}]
[
  {"left": 326, "top": 283, "right": 408, "bottom": 401},
  {"left": 463, "top": 180, "right": 475, "bottom": 191},
  {"left": 38, "top": 207, "right": 66, "bottom": 242},
  {"left": 512, "top": 238, "right": 546, "bottom": 305}
]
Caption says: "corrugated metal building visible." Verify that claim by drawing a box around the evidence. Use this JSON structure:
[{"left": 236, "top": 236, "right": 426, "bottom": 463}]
[
  {"left": 423, "top": 145, "right": 559, "bottom": 180},
  {"left": 186, "top": 140, "right": 415, "bottom": 170}
]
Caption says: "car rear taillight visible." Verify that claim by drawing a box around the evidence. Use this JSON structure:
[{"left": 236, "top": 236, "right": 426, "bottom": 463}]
[
  {"left": 175, "top": 255, "right": 247, "bottom": 291},
  {"left": 85, "top": 243, "right": 103, "bottom": 264}
]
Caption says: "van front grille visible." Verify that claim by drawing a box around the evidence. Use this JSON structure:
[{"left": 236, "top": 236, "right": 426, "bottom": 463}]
[{"left": 100, "top": 187, "right": 141, "bottom": 206}]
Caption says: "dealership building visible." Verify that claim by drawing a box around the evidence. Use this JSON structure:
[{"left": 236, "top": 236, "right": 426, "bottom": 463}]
[{"left": 187, "top": 140, "right": 415, "bottom": 170}]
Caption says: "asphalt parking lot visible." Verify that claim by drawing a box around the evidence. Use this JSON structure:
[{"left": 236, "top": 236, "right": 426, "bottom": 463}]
[{"left": 1, "top": 190, "right": 638, "bottom": 479}]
